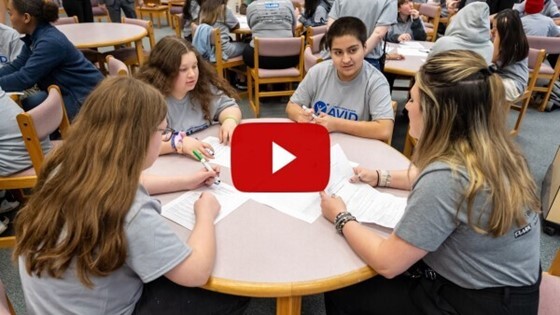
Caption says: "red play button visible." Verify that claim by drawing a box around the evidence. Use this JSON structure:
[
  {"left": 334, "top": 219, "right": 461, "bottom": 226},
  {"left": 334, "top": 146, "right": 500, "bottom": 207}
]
[{"left": 231, "top": 123, "right": 330, "bottom": 192}]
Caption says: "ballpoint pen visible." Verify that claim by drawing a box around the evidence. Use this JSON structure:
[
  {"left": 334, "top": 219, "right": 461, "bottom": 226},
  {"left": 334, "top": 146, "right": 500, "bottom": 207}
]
[
  {"left": 193, "top": 150, "right": 221, "bottom": 185},
  {"left": 302, "top": 105, "right": 318, "bottom": 119}
]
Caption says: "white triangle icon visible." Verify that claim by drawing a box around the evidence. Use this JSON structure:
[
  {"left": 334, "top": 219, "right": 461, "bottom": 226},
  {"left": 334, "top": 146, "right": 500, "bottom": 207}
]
[{"left": 272, "top": 142, "right": 296, "bottom": 174}]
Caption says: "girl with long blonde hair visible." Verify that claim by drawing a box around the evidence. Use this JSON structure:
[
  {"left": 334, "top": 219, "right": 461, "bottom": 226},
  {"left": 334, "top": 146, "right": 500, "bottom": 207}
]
[
  {"left": 14, "top": 77, "right": 248, "bottom": 314},
  {"left": 320, "top": 50, "right": 541, "bottom": 314}
]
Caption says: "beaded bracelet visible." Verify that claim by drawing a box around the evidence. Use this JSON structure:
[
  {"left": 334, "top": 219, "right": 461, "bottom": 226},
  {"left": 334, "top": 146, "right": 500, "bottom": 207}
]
[
  {"left": 378, "top": 170, "right": 391, "bottom": 187},
  {"left": 335, "top": 213, "right": 357, "bottom": 235},
  {"left": 335, "top": 211, "right": 352, "bottom": 224}
]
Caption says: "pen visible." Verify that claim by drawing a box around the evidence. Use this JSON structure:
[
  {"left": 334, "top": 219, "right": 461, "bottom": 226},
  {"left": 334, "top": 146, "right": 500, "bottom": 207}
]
[
  {"left": 194, "top": 137, "right": 215, "bottom": 156},
  {"left": 302, "top": 105, "right": 318, "bottom": 118},
  {"left": 193, "top": 150, "right": 221, "bottom": 185}
]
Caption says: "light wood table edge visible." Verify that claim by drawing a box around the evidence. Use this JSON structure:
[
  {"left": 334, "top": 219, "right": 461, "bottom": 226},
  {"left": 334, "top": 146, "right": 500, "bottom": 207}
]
[
  {"left": 203, "top": 266, "right": 377, "bottom": 315},
  {"left": 68, "top": 30, "right": 148, "bottom": 49},
  {"left": 383, "top": 65, "right": 417, "bottom": 77}
]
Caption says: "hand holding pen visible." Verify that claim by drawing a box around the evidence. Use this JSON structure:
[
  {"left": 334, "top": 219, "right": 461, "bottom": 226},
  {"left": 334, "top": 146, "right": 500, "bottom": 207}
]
[
  {"left": 301, "top": 105, "right": 318, "bottom": 122},
  {"left": 193, "top": 150, "right": 221, "bottom": 185},
  {"left": 182, "top": 136, "right": 214, "bottom": 160}
]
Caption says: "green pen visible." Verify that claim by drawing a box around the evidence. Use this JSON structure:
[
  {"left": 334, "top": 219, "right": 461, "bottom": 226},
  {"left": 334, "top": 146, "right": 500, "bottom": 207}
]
[{"left": 193, "top": 150, "right": 221, "bottom": 185}]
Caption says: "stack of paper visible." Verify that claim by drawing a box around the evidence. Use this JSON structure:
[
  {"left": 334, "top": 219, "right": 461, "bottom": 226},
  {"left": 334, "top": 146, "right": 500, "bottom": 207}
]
[{"left": 161, "top": 143, "right": 407, "bottom": 229}]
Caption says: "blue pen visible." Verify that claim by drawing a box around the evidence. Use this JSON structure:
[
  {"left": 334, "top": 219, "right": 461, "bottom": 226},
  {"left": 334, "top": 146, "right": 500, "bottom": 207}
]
[{"left": 193, "top": 150, "right": 221, "bottom": 185}]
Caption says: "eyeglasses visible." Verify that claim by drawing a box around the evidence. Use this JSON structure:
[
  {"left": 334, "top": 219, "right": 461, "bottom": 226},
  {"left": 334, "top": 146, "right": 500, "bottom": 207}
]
[{"left": 158, "top": 127, "right": 175, "bottom": 142}]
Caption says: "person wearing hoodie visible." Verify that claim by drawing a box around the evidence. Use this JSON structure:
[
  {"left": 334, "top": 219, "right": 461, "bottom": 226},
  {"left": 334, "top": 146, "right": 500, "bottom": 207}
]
[
  {"left": 520, "top": 0, "right": 560, "bottom": 37},
  {"left": 515, "top": 0, "right": 560, "bottom": 18},
  {"left": 429, "top": 2, "right": 494, "bottom": 64},
  {"left": 387, "top": 0, "right": 426, "bottom": 43}
]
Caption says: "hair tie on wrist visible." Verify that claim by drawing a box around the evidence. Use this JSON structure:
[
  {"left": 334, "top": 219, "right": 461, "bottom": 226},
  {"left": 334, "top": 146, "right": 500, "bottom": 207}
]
[{"left": 222, "top": 116, "right": 239, "bottom": 125}]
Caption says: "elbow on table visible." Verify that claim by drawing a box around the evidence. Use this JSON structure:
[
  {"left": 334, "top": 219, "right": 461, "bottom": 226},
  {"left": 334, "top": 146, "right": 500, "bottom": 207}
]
[{"left": 373, "top": 121, "right": 394, "bottom": 142}]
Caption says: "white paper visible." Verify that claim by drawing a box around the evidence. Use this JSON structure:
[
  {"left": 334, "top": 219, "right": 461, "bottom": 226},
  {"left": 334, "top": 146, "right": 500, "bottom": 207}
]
[
  {"left": 202, "top": 136, "right": 231, "bottom": 168},
  {"left": 397, "top": 47, "right": 429, "bottom": 57},
  {"left": 247, "top": 144, "right": 351, "bottom": 223},
  {"left": 326, "top": 145, "right": 406, "bottom": 228},
  {"left": 337, "top": 183, "right": 407, "bottom": 228},
  {"left": 400, "top": 41, "right": 424, "bottom": 49},
  {"left": 236, "top": 15, "right": 249, "bottom": 29},
  {"left": 162, "top": 183, "right": 249, "bottom": 230}
]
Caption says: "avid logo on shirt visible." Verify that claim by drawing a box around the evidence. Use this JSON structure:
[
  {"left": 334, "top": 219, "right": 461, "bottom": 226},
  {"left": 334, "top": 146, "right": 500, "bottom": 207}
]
[
  {"left": 313, "top": 101, "right": 359, "bottom": 121},
  {"left": 265, "top": 3, "right": 280, "bottom": 8}
]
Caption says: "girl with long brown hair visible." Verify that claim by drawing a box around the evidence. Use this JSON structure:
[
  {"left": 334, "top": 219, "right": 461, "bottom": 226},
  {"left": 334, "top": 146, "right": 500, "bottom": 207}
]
[
  {"left": 320, "top": 50, "right": 541, "bottom": 314},
  {"left": 136, "top": 36, "right": 242, "bottom": 161},
  {"left": 14, "top": 77, "right": 249, "bottom": 314}
]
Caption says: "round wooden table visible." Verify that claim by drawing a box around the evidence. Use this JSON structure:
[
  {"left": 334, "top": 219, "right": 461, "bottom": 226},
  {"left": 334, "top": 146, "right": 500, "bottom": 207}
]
[
  {"left": 55, "top": 22, "right": 148, "bottom": 65},
  {"left": 384, "top": 41, "right": 434, "bottom": 77},
  {"left": 144, "top": 119, "right": 411, "bottom": 315}
]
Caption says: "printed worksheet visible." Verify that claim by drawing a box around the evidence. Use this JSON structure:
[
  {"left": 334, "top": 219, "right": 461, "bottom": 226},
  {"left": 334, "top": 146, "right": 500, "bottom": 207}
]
[
  {"left": 248, "top": 145, "right": 360, "bottom": 223},
  {"left": 202, "top": 136, "right": 231, "bottom": 168},
  {"left": 327, "top": 145, "right": 407, "bottom": 228},
  {"left": 162, "top": 183, "right": 249, "bottom": 230}
]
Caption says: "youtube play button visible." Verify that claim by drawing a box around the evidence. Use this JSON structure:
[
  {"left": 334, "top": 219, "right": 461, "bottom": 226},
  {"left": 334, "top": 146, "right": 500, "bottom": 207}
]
[
  {"left": 231, "top": 123, "right": 330, "bottom": 192},
  {"left": 272, "top": 142, "right": 296, "bottom": 174}
]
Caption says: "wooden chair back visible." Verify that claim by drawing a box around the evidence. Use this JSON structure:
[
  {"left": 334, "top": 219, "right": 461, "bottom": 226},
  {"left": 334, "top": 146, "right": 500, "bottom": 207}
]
[
  {"left": 418, "top": 4, "right": 441, "bottom": 42},
  {"left": 16, "top": 85, "right": 70, "bottom": 174},
  {"left": 247, "top": 36, "right": 305, "bottom": 117},
  {"left": 510, "top": 48, "right": 546, "bottom": 136},
  {"left": 526, "top": 36, "right": 560, "bottom": 111}
]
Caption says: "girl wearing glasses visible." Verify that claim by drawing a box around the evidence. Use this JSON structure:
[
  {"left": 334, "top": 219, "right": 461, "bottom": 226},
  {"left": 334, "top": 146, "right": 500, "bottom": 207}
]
[
  {"left": 320, "top": 50, "right": 541, "bottom": 314},
  {"left": 14, "top": 77, "right": 249, "bottom": 314},
  {"left": 136, "top": 36, "right": 242, "bottom": 161}
]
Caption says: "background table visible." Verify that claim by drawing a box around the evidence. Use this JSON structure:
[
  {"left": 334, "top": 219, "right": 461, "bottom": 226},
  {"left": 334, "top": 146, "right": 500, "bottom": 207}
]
[
  {"left": 144, "top": 119, "right": 411, "bottom": 315},
  {"left": 55, "top": 23, "right": 148, "bottom": 65},
  {"left": 384, "top": 41, "right": 434, "bottom": 77}
]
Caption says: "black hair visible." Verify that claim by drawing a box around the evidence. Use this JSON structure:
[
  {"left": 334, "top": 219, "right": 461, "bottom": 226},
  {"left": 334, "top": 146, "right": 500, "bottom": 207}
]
[
  {"left": 324, "top": 16, "right": 367, "bottom": 50},
  {"left": 183, "top": 0, "right": 203, "bottom": 21},
  {"left": 302, "top": 0, "right": 321, "bottom": 19},
  {"left": 494, "top": 9, "right": 529, "bottom": 68},
  {"left": 12, "top": 0, "right": 59, "bottom": 24}
]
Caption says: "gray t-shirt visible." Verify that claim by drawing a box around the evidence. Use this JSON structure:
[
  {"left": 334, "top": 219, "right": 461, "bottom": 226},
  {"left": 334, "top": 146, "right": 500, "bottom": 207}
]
[
  {"left": 497, "top": 57, "right": 528, "bottom": 96},
  {"left": 247, "top": 0, "right": 297, "bottom": 47},
  {"left": 211, "top": 7, "right": 244, "bottom": 57},
  {"left": 521, "top": 13, "right": 560, "bottom": 37},
  {"left": 395, "top": 162, "right": 541, "bottom": 289},
  {"left": 0, "top": 90, "right": 50, "bottom": 176},
  {"left": 290, "top": 60, "right": 394, "bottom": 121},
  {"left": 329, "top": 0, "right": 397, "bottom": 59},
  {"left": 0, "top": 24, "right": 23, "bottom": 67},
  {"left": 166, "top": 86, "right": 238, "bottom": 135},
  {"left": 20, "top": 185, "right": 191, "bottom": 315}
]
